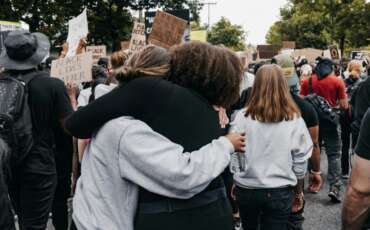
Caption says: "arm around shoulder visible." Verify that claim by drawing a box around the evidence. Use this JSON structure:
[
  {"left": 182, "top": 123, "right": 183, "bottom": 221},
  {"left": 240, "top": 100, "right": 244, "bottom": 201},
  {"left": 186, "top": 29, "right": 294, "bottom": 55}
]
[{"left": 118, "top": 121, "right": 233, "bottom": 199}]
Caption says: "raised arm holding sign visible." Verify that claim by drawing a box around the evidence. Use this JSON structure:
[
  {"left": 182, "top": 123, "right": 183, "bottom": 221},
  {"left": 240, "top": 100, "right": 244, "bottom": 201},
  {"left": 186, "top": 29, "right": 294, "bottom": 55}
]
[{"left": 66, "top": 9, "right": 88, "bottom": 57}]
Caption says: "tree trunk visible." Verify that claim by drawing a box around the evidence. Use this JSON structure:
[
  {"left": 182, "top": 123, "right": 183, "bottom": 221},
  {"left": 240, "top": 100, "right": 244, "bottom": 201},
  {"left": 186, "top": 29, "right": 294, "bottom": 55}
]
[{"left": 339, "top": 35, "right": 345, "bottom": 58}]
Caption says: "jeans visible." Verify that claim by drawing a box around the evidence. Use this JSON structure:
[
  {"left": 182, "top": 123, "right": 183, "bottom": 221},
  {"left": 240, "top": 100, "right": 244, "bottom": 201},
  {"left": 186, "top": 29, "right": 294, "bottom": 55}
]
[
  {"left": 0, "top": 162, "right": 15, "bottom": 230},
  {"left": 236, "top": 186, "right": 294, "bottom": 230},
  {"left": 9, "top": 169, "right": 57, "bottom": 230},
  {"left": 320, "top": 123, "right": 343, "bottom": 190}
]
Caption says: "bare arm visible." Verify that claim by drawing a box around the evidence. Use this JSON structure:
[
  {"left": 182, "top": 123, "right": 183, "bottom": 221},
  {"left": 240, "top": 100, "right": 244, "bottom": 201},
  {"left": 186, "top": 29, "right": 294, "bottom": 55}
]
[
  {"left": 339, "top": 98, "right": 349, "bottom": 110},
  {"left": 342, "top": 155, "right": 370, "bottom": 229},
  {"left": 308, "top": 126, "right": 320, "bottom": 172}
]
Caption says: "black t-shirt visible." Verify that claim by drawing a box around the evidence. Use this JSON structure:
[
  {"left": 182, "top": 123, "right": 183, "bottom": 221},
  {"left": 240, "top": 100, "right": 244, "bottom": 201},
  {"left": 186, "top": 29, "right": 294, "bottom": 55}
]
[
  {"left": 65, "top": 77, "right": 226, "bottom": 202},
  {"left": 232, "top": 88, "right": 319, "bottom": 128},
  {"left": 355, "top": 108, "right": 370, "bottom": 160},
  {"left": 24, "top": 71, "right": 73, "bottom": 174},
  {"left": 291, "top": 93, "right": 319, "bottom": 128}
]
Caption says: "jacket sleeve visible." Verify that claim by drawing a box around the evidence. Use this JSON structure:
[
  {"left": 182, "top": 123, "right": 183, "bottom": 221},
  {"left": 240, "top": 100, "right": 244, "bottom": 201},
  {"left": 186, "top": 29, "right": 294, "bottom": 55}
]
[
  {"left": 118, "top": 121, "right": 233, "bottom": 199},
  {"left": 291, "top": 118, "right": 313, "bottom": 179}
]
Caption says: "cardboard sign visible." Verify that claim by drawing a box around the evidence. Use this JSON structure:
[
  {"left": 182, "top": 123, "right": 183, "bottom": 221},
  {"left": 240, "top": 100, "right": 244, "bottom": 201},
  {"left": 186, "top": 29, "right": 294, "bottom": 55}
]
[
  {"left": 51, "top": 52, "right": 93, "bottom": 84},
  {"left": 148, "top": 11, "right": 188, "bottom": 49},
  {"left": 282, "top": 41, "right": 296, "bottom": 49},
  {"left": 257, "top": 45, "right": 281, "bottom": 59},
  {"left": 329, "top": 45, "right": 340, "bottom": 60},
  {"left": 66, "top": 9, "right": 88, "bottom": 57},
  {"left": 129, "top": 22, "right": 146, "bottom": 52},
  {"left": 86, "top": 45, "right": 106, "bottom": 64},
  {"left": 293, "top": 48, "right": 323, "bottom": 63},
  {"left": 0, "top": 21, "right": 22, "bottom": 54}
]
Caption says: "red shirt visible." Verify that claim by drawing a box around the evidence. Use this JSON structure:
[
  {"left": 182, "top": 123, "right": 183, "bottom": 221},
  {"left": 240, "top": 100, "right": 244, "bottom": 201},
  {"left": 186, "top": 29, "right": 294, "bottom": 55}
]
[{"left": 300, "top": 74, "right": 347, "bottom": 107}]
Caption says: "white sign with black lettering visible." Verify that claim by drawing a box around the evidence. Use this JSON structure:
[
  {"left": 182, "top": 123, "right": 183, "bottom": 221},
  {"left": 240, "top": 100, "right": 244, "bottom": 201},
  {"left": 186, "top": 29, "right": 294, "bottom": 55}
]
[{"left": 129, "top": 22, "right": 146, "bottom": 53}]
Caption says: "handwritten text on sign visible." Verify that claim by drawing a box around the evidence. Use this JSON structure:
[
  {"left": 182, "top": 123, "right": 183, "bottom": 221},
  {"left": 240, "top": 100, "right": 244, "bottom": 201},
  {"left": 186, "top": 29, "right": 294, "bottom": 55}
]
[
  {"left": 86, "top": 45, "right": 107, "bottom": 63},
  {"left": 51, "top": 52, "right": 93, "bottom": 84},
  {"left": 129, "top": 22, "right": 146, "bottom": 52}
]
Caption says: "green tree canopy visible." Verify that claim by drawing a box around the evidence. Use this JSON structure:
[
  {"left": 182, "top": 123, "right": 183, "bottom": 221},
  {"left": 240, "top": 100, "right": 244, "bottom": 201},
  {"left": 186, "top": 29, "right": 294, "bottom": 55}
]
[
  {"left": 0, "top": 0, "right": 202, "bottom": 51},
  {"left": 266, "top": 0, "right": 370, "bottom": 53},
  {"left": 207, "top": 17, "right": 246, "bottom": 51}
]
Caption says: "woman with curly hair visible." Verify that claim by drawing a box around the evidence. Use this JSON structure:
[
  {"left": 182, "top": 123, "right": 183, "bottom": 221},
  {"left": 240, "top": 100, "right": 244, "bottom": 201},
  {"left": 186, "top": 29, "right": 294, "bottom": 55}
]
[{"left": 66, "top": 42, "right": 243, "bottom": 230}]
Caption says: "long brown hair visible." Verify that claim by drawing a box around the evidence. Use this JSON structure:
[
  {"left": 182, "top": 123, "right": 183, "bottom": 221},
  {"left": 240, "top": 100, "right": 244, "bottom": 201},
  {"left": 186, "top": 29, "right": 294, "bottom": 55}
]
[
  {"left": 245, "top": 64, "right": 300, "bottom": 123},
  {"left": 114, "top": 45, "right": 170, "bottom": 84}
]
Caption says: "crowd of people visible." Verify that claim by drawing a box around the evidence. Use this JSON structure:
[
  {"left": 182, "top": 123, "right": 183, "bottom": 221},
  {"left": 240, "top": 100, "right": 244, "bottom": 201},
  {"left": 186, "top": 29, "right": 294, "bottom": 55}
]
[{"left": 0, "top": 29, "right": 369, "bottom": 230}]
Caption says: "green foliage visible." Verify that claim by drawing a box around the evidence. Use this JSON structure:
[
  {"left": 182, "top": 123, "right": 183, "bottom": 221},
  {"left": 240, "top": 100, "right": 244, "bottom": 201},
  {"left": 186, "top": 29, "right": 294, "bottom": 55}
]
[
  {"left": 207, "top": 17, "right": 246, "bottom": 51},
  {"left": 0, "top": 0, "right": 201, "bottom": 51},
  {"left": 266, "top": 0, "right": 370, "bottom": 52}
]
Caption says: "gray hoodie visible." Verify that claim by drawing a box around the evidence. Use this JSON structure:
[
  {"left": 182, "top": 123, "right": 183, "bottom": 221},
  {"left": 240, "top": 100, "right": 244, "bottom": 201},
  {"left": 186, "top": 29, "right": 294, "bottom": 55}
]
[{"left": 73, "top": 117, "right": 234, "bottom": 230}]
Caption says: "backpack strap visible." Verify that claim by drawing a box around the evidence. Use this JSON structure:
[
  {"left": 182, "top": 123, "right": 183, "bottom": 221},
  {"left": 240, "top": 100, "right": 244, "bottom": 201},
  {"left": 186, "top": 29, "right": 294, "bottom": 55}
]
[{"left": 18, "top": 71, "right": 41, "bottom": 85}]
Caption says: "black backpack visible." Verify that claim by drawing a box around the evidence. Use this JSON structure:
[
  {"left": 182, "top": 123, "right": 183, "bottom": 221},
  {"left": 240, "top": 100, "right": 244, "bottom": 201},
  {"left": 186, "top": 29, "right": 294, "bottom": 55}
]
[
  {"left": 0, "top": 71, "right": 37, "bottom": 166},
  {"left": 304, "top": 77, "right": 339, "bottom": 126}
]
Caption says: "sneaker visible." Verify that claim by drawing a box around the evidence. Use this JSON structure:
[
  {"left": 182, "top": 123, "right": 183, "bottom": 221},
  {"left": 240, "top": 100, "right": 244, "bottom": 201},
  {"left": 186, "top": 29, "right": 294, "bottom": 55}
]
[
  {"left": 233, "top": 218, "right": 243, "bottom": 230},
  {"left": 342, "top": 174, "right": 350, "bottom": 179},
  {"left": 328, "top": 187, "right": 341, "bottom": 203}
]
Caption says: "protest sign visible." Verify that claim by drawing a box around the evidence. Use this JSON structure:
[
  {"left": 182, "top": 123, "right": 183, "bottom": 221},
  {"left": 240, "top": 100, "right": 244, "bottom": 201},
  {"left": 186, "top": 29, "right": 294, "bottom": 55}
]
[
  {"left": 257, "top": 45, "right": 281, "bottom": 59},
  {"left": 51, "top": 52, "right": 93, "bottom": 84},
  {"left": 329, "top": 45, "right": 340, "bottom": 60},
  {"left": 282, "top": 41, "right": 296, "bottom": 49},
  {"left": 66, "top": 9, "right": 88, "bottom": 57},
  {"left": 86, "top": 45, "right": 107, "bottom": 64},
  {"left": 148, "top": 11, "right": 188, "bottom": 49},
  {"left": 129, "top": 22, "right": 146, "bottom": 52},
  {"left": 0, "top": 21, "right": 23, "bottom": 54},
  {"left": 191, "top": 30, "right": 207, "bottom": 42},
  {"left": 293, "top": 48, "right": 323, "bottom": 63},
  {"left": 145, "top": 10, "right": 190, "bottom": 38}
]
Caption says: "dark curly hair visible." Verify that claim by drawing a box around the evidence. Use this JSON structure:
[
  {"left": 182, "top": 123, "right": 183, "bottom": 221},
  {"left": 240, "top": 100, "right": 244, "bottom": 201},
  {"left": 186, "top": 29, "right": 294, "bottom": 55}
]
[{"left": 168, "top": 42, "right": 243, "bottom": 108}]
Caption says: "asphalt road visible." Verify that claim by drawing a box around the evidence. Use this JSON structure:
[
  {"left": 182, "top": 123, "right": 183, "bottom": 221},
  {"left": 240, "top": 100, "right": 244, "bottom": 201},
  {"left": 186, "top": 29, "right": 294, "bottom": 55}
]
[
  {"left": 303, "top": 153, "right": 345, "bottom": 230},
  {"left": 18, "top": 151, "right": 345, "bottom": 230}
]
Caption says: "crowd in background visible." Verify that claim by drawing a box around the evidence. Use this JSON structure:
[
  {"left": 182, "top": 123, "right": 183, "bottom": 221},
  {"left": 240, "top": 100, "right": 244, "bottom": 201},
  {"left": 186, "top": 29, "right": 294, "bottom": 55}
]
[{"left": 0, "top": 29, "right": 369, "bottom": 230}]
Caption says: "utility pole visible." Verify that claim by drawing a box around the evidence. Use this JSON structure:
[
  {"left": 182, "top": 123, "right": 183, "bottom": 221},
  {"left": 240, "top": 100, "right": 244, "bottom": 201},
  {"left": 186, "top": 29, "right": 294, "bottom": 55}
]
[{"left": 201, "top": 1, "right": 217, "bottom": 28}]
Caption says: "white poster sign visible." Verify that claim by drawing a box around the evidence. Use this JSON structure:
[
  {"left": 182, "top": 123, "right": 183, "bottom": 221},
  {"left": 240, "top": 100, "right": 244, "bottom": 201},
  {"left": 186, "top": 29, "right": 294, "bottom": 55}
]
[
  {"left": 129, "top": 22, "right": 146, "bottom": 53},
  {"left": 86, "top": 45, "right": 107, "bottom": 64},
  {"left": 66, "top": 9, "right": 88, "bottom": 57}
]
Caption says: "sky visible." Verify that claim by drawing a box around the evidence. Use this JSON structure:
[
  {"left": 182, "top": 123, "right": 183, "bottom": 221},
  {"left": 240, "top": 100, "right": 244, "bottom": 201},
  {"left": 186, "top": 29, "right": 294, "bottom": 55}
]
[{"left": 199, "top": 0, "right": 288, "bottom": 45}]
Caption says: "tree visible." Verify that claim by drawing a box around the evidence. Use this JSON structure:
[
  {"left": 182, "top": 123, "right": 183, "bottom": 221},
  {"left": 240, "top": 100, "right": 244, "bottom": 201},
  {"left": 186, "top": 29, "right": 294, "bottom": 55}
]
[
  {"left": 207, "top": 17, "right": 246, "bottom": 51},
  {"left": 266, "top": 0, "right": 370, "bottom": 54},
  {"left": 0, "top": 0, "right": 200, "bottom": 51}
]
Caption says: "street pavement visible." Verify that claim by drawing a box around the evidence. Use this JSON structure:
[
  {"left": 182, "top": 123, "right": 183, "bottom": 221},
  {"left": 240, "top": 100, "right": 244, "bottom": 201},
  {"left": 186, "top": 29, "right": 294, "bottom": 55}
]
[
  {"left": 303, "top": 153, "right": 345, "bottom": 230},
  {"left": 18, "top": 151, "right": 345, "bottom": 230}
]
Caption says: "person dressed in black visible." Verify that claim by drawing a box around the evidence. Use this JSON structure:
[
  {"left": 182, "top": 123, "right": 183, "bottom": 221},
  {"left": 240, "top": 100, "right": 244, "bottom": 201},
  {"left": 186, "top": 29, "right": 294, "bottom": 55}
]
[
  {"left": 342, "top": 108, "right": 370, "bottom": 229},
  {"left": 0, "top": 30, "right": 73, "bottom": 230},
  {"left": 38, "top": 55, "right": 74, "bottom": 230},
  {"left": 0, "top": 139, "right": 14, "bottom": 230},
  {"left": 66, "top": 42, "right": 243, "bottom": 230},
  {"left": 340, "top": 60, "right": 363, "bottom": 178}
]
